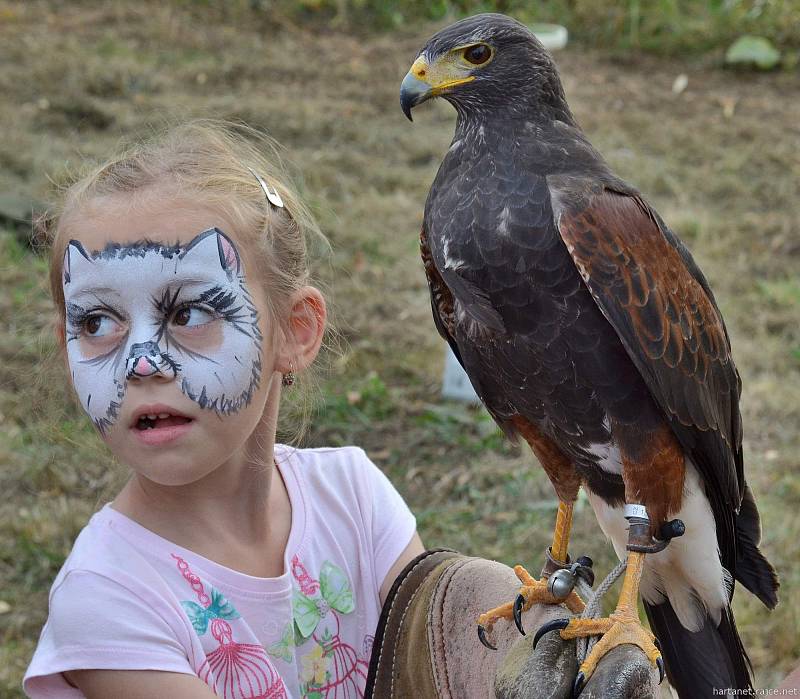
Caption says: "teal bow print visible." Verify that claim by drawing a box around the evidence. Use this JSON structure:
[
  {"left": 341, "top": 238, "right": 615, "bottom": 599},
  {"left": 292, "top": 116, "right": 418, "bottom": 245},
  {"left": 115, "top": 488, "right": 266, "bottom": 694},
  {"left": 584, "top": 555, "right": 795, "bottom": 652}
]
[
  {"left": 181, "top": 587, "right": 240, "bottom": 635},
  {"left": 293, "top": 561, "right": 355, "bottom": 640}
]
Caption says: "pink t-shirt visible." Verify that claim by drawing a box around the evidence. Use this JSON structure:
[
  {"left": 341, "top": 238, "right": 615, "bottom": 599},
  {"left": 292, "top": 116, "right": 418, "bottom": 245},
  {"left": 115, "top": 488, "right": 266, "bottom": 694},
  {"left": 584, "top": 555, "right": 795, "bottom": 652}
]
[{"left": 24, "top": 445, "right": 416, "bottom": 699}]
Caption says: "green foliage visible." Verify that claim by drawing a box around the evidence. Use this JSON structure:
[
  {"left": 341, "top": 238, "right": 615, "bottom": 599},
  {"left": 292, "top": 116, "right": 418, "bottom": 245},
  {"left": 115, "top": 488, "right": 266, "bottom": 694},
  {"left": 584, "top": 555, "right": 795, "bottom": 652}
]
[
  {"left": 315, "top": 372, "right": 395, "bottom": 444},
  {"left": 414, "top": 403, "right": 507, "bottom": 454},
  {"left": 756, "top": 278, "right": 800, "bottom": 308}
]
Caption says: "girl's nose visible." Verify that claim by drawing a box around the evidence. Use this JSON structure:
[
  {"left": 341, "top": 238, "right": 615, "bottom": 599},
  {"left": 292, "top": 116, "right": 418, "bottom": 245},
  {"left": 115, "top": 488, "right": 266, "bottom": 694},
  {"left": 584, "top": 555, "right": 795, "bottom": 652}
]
[
  {"left": 133, "top": 356, "right": 157, "bottom": 376},
  {"left": 126, "top": 354, "right": 165, "bottom": 380},
  {"left": 125, "top": 341, "right": 178, "bottom": 381}
]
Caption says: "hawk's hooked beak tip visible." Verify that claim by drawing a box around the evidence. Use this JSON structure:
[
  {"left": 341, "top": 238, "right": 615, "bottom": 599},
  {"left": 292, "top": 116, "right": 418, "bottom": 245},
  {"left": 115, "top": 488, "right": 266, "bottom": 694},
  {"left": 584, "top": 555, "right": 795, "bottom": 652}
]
[{"left": 400, "top": 71, "right": 432, "bottom": 123}]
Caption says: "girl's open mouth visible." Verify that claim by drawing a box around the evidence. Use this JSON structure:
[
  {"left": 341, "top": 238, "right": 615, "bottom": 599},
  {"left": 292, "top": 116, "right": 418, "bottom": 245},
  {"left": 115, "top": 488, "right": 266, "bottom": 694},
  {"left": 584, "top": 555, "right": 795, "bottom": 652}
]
[
  {"left": 131, "top": 408, "right": 195, "bottom": 446},
  {"left": 136, "top": 413, "right": 193, "bottom": 430}
]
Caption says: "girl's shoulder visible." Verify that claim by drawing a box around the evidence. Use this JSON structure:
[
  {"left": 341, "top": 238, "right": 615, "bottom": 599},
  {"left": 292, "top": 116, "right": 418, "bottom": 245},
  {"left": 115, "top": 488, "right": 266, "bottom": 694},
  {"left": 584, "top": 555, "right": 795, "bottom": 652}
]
[
  {"left": 275, "top": 443, "right": 411, "bottom": 535},
  {"left": 275, "top": 443, "right": 386, "bottom": 499},
  {"left": 49, "top": 504, "right": 183, "bottom": 611},
  {"left": 24, "top": 508, "right": 197, "bottom": 697},
  {"left": 46, "top": 505, "right": 174, "bottom": 604},
  {"left": 276, "top": 442, "right": 370, "bottom": 463}
]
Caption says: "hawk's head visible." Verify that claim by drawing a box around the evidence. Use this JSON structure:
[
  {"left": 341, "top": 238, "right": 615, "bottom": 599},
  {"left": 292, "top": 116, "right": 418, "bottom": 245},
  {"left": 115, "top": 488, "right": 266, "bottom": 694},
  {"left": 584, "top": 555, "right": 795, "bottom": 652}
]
[{"left": 400, "top": 13, "right": 567, "bottom": 122}]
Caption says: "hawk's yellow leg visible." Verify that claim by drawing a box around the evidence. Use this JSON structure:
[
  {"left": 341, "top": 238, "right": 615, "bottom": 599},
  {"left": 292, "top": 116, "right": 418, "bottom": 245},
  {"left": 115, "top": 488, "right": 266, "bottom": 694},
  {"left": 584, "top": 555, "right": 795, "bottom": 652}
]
[
  {"left": 477, "top": 501, "right": 584, "bottom": 644},
  {"left": 559, "top": 551, "right": 662, "bottom": 686}
]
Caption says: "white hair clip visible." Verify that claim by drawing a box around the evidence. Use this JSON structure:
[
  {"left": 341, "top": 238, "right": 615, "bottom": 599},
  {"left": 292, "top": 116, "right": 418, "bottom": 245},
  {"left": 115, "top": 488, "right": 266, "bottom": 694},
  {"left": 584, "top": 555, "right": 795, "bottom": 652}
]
[{"left": 248, "top": 167, "right": 284, "bottom": 209}]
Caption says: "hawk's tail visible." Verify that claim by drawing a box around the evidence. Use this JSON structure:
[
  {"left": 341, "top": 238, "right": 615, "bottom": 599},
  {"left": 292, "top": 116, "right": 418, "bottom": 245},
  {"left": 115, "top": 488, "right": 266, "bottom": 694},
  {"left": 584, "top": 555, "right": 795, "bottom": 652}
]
[
  {"left": 644, "top": 599, "right": 751, "bottom": 697},
  {"left": 734, "top": 482, "right": 779, "bottom": 609}
]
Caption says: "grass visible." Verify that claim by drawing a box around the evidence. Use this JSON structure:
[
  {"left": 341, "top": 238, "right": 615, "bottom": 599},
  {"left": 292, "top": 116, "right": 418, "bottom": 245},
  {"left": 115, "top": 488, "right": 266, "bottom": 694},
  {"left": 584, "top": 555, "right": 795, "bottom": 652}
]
[{"left": 1, "top": 1, "right": 799, "bottom": 694}]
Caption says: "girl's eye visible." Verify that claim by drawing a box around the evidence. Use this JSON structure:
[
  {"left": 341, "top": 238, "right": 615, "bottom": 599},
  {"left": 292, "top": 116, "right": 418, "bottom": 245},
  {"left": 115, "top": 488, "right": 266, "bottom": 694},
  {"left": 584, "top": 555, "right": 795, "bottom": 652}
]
[
  {"left": 84, "top": 314, "right": 120, "bottom": 337},
  {"left": 464, "top": 44, "right": 492, "bottom": 65},
  {"left": 173, "top": 306, "right": 214, "bottom": 328}
]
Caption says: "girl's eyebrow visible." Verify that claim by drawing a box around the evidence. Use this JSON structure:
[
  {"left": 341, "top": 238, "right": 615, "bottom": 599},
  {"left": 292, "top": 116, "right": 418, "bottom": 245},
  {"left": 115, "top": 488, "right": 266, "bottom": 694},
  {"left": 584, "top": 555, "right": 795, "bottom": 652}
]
[
  {"left": 70, "top": 286, "right": 124, "bottom": 298},
  {"left": 168, "top": 278, "right": 217, "bottom": 287},
  {"left": 73, "top": 280, "right": 213, "bottom": 298}
]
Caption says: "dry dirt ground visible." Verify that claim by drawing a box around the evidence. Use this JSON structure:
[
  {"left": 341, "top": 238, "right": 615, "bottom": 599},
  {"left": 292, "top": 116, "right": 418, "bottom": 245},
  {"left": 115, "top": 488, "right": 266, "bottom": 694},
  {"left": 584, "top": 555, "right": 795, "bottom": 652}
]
[{"left": 0, "top": 2, "right": 798, "bottom": 695}]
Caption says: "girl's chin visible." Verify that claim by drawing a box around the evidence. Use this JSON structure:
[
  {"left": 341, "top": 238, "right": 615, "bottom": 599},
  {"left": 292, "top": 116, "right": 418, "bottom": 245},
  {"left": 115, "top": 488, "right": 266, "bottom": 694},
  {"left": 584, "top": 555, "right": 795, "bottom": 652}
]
[{"left": 123, "top": 456, "right": 223, "bottom": 488}]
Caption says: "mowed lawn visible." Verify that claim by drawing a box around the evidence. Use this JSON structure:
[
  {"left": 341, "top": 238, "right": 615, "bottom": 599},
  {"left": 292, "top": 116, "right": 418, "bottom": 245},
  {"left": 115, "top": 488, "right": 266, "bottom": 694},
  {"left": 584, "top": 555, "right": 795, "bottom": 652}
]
[{"left": 1, "top": 2, "right": 798, "bottom": 694}]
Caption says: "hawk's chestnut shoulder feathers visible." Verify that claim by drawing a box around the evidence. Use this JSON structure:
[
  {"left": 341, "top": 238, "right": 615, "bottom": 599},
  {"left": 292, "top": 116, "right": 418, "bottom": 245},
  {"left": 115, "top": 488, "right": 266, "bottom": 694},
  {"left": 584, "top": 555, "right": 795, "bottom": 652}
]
[{"left": 551, "top": 184, "right": 745, "bottom": 562}]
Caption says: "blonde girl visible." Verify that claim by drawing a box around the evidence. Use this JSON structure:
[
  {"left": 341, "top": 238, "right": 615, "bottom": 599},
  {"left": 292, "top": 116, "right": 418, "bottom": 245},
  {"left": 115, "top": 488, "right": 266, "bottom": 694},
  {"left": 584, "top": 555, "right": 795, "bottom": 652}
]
[{"left": 24, "top": 121, "right": 423, "bottom": 699}]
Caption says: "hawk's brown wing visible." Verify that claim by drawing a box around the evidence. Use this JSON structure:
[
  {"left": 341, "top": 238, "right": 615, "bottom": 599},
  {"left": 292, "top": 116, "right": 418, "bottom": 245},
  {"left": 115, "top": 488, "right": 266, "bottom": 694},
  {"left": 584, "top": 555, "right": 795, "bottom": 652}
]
[{"left": 554, "top": 186, "right": 743, "bottom": 565}]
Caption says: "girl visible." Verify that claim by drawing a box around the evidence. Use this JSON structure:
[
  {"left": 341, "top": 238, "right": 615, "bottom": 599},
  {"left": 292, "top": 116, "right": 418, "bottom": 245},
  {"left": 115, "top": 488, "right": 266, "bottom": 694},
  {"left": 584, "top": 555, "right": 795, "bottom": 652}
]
[{"left": 23, "top": 121, "right": 424, "bottom": 699}]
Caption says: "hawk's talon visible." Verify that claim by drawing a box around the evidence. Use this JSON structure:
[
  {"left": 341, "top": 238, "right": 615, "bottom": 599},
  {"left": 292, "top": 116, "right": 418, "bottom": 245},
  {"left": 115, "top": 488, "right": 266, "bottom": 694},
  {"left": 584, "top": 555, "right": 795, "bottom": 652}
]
[
  {"left": 477, "top": 624, "right": 497, "bottom": 650},
  {"left": 564, "top": 612, "right": 662, "bottom": 688},
  {"left": 572, "top": 671, "right": 586, "bottom": 698},
  {"left": 476, "top": 562, "right": 584, "bottom": 649},
  {"left": 532, "top": 617, "right": 570, "bottom": 649},
  {"left": 513, "top": 593, "right": 526, "bottom": 635},
  {"left": 657, "top": 656, "right": 665, "bottom": 683}
]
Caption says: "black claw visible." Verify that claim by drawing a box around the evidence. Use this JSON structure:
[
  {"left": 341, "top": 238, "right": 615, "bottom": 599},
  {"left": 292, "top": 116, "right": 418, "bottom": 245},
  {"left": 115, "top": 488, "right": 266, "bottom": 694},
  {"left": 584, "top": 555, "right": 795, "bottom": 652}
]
[
  {"left": 572, "top": 672, "right": 586, "bottom": 697},
  {"left": 653, "top": 636, "right": 661, "bottom": 651},
  {"left": 656, "top": 657, "right": 665, "bottom": 683},
  {"left": 576, "top": 555, "right": 593, "bottom": 568},
  {"left": 477, "top": 624, "right": 496, "bottom": 651},
  {"left": 532, "top": 618, "right": 570, "bottom": 649},
  {"left": 513, "top": 594, "right": 526, "bottom": 635}
]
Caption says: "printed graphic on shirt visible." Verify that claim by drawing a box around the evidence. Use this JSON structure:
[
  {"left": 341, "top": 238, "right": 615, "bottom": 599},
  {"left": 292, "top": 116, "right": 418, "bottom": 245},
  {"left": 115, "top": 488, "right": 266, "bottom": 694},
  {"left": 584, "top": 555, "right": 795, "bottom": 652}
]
[
  {"left": 171, "top": 554, "right": 288, "bottom": 699},
  {"left": 181, "top": 587, "right": 240, "bottom": 634},
  {"left": 290, "top": 555, "right": 370, "bottom": 698},
  {"left": 267, "top": 623, "right": 295, "bottom": 664}
]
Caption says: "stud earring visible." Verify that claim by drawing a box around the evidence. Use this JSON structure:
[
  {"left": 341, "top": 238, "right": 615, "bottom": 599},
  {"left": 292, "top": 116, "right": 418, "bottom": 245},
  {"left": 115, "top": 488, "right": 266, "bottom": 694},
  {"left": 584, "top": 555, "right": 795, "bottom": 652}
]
[{"left": 282, "top": 363, "right": 295, "bottom": 387}]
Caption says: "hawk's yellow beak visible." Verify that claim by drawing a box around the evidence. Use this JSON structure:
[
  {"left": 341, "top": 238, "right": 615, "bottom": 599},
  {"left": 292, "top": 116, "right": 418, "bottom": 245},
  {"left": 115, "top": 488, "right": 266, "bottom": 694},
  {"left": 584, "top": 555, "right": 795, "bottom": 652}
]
[{"left": 400, "top": 57, "right": 475, "bottom": 121}]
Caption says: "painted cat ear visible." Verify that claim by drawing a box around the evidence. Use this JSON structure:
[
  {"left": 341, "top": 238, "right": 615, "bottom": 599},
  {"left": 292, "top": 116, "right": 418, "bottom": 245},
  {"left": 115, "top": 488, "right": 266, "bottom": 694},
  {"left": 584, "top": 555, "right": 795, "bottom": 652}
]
[
  {"left": 63, "top": 240, "right": 92, "bottom": 286},
  {"left": 181, "top": 228, "right": 242, "bottom": 276},
  {"left": 215, "top": 229, "right": 241, "bottom": 274}
]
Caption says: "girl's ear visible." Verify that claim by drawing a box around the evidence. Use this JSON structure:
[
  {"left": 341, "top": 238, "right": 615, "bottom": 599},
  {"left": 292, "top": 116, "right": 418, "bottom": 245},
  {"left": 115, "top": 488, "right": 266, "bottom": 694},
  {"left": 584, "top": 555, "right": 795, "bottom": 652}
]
[{"left": 280, "top": 286, "right": 327, "bottom": 374}]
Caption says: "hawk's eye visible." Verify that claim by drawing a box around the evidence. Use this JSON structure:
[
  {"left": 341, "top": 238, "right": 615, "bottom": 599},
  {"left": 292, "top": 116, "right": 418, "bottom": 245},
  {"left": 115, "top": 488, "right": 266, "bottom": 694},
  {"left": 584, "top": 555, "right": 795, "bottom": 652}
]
[{"left": 464, "top": 44, "right": 492, "bottom": 65}]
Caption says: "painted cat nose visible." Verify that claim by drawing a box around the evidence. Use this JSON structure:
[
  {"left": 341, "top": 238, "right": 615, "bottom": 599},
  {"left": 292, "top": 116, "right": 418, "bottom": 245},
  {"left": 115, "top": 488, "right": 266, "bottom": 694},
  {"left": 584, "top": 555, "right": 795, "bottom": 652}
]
[
  {"left": 126, "top": 353, "right": 164, "bottom": 379},
  {"left": 125, "top": 341, "right": 178, "bottom": 380},
  {"left": 132, "top": 356, "right": 159, "bottom": 376}
]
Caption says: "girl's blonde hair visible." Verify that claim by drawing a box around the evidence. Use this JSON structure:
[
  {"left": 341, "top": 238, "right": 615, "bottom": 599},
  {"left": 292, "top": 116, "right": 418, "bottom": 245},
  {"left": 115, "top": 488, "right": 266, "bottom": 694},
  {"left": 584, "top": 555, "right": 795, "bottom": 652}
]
[{"left": 45, "top": 119, "right": 330, "bottom": 440}]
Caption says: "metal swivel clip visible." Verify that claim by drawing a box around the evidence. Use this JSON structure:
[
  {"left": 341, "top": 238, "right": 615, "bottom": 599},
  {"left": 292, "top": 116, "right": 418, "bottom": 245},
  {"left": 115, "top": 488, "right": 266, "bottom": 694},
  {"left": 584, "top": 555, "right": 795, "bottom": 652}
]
[
  {"left": 546, "top": 556, "right": 595, "bottom": 601},
  {"left": 509, "top": 555, "right": 596, "bottom": 638}
]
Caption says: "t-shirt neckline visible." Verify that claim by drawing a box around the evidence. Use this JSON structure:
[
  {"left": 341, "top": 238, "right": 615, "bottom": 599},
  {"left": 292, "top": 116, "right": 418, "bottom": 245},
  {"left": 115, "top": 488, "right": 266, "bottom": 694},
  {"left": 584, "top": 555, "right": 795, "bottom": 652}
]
[{"left": 94, "top": 443, "right": 307, "bottom": 597}]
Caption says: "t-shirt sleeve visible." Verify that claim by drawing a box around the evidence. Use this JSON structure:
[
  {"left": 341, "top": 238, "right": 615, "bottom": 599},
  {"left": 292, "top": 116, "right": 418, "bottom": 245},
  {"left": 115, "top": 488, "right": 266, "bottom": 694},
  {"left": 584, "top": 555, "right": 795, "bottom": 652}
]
[
  {"left": 24, "top": 569, "right": 195, "bottom": 698},
  {"left": 359, "top": 449, "right": 417, "bottom": 591}
]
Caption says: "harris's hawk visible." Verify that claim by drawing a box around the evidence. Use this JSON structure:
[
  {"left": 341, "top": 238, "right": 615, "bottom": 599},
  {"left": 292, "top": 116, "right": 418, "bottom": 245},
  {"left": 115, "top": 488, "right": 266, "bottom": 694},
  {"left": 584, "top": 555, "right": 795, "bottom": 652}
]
[{"left": 400, "top": 13, "right": 778, "bottom": 696}]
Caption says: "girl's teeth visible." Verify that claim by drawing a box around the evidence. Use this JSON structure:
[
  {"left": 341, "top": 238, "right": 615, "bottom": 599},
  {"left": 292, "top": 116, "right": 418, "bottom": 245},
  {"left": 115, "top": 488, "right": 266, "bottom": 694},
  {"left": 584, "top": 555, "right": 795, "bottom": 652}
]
[
  {"left": 157, "top": 413, "right": 169, "bottom": 419},
  {"left": 147, "top": 414, "right": 157, "bottom": 420}
]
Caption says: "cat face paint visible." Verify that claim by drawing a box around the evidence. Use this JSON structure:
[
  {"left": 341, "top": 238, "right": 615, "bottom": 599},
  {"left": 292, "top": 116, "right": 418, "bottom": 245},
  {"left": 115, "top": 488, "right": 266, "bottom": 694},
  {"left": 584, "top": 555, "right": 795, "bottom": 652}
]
[{"left": 62, "top": 228, "right": 263, "bottom": 433}]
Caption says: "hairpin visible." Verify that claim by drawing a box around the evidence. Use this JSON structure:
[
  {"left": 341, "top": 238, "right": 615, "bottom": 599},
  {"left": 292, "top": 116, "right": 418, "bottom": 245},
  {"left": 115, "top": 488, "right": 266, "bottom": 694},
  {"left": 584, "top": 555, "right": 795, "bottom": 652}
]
[{"left": 247, "top": 167, "right": 284, "bottom": 209}]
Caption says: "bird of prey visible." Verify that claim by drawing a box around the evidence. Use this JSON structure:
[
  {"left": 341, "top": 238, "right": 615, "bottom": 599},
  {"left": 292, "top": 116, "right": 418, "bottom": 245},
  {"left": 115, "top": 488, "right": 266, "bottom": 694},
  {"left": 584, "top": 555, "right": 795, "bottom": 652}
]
[{"left": 400, "top": 13, "right": 778, "bottom": 696}]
